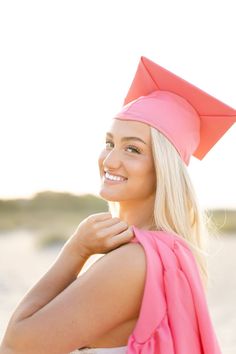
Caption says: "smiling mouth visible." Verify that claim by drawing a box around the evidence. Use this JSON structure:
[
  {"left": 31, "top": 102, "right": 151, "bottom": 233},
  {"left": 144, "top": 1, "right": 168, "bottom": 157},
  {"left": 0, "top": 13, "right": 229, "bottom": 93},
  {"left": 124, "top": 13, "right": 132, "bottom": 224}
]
[{"left": 104, "top": 171, "right": 128, "bottom": 182}]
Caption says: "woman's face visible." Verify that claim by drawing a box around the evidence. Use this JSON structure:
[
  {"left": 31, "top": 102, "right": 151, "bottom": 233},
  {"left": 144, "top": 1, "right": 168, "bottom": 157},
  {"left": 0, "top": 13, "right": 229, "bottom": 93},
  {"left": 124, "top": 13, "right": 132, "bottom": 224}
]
[{"left": 98, "top": 119, "right": 156, "bottom": 202}]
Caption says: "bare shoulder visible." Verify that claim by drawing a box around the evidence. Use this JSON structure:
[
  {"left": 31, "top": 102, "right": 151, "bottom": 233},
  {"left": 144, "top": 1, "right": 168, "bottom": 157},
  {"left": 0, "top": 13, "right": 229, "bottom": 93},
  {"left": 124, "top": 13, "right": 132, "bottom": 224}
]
[
  {"left": 87, "top": 241, "right": 146, "bottom": 279},
  {"left": 79, "top": 241, "right": 147, "bottom": 320},
  {"left": 112, "top": 241, "right": 146, "bottom": 273}
]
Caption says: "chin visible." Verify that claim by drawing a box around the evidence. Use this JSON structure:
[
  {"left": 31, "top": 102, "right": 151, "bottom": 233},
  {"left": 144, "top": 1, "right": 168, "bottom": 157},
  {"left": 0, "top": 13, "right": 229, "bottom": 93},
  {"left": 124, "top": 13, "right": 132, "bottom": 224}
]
[{"left": 99, "top": 188, "right": 124, "bottom": 202}]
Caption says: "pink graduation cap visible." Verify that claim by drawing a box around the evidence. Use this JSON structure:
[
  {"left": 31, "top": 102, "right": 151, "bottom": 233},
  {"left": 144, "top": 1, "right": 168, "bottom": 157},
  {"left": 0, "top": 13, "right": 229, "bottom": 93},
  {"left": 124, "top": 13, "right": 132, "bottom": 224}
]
[{"left": 115, "top": 56, "right": 236, "bottom": 165}]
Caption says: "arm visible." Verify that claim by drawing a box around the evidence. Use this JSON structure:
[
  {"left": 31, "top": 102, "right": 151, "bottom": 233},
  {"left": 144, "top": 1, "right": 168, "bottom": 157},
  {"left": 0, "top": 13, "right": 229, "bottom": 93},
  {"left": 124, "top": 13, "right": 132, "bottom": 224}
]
[
  {"left": 0, "top": 213, "right": 138, "bottom": 354},
  {"left": 0, "top": 238, "right": 89, "bottom": 354},
  {"left": 0, "top": 242, "right": 146, "bottom": 354}
]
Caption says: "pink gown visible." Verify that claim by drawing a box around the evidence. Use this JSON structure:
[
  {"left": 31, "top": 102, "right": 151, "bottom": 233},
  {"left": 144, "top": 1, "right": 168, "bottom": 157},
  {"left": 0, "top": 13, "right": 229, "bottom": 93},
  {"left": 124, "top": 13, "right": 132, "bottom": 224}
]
[
  {"left": 126, "top": 226, "right": 222, "bottom": 353},
  {"left": 73, "top": 226, "right": 222, "bottom": 353}
]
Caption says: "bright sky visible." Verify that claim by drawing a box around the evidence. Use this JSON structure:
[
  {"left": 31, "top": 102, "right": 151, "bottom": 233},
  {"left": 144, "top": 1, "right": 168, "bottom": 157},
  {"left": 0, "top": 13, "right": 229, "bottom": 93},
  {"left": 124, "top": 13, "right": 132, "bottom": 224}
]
[{"left": 0, "top": 0, "right": 235, "bottom": 209}]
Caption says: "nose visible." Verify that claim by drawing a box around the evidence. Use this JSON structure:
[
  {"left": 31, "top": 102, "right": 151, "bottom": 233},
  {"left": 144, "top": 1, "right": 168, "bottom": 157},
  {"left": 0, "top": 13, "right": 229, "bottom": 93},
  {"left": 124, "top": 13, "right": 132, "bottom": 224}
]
[{"left": 101, "top": 148, "right": 122, "bottom": 171}]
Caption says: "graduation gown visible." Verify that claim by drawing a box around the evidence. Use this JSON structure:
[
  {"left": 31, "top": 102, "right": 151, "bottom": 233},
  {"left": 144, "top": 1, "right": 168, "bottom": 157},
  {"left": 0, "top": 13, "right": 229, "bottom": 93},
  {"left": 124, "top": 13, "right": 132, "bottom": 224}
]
[{"left": 126, "top": 226, "right": 222, "bottom": 354}]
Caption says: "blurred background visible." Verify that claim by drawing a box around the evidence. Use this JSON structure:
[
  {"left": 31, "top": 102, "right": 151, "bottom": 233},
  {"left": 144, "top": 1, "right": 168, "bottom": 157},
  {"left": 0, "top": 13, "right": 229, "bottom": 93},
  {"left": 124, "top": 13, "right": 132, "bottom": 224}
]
[{"left": 0, "top": 1, "right": 235, "bottom": 352}]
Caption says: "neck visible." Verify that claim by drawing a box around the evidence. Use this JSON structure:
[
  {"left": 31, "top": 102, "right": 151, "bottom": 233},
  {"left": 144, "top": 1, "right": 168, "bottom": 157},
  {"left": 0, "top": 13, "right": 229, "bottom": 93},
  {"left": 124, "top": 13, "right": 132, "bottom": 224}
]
[{"left": 116, "top": 195, "right": 155, "bottom": 230}]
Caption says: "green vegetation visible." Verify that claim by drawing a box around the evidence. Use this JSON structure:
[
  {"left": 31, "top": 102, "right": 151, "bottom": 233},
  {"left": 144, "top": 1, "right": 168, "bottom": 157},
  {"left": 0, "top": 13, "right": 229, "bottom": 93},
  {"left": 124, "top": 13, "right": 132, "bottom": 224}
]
[
  {"left": 0, "top": 192, "right": 108, "bottom": 245},
  {"left": 0, "top": 191, "right": 235, "bottom": 248},
  {"left": 34, "top": 231, "right": 70, "bottom": 249}
]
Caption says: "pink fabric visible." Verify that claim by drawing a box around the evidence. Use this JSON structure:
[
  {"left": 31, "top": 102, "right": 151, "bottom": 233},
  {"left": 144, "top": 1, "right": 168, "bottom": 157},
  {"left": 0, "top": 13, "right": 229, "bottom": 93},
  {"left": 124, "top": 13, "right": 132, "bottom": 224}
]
[{"left": 126, "top": 226, "right": 222, "bottom": 354}]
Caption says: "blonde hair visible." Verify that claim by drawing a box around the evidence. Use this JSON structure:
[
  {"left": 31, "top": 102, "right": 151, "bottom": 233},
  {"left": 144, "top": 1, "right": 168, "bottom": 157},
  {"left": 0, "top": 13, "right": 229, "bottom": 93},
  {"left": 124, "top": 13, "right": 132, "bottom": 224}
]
[
  {"left": 108, "top": 126, "right": 214, "bottom": 291},
  {"left": 150, "top": 127, "right": 211, "bottom": 290}
]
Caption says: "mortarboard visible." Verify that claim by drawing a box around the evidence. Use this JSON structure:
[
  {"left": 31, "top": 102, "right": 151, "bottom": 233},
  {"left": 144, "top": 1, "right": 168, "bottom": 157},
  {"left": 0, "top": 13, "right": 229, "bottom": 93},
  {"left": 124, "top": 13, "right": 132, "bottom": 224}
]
[{"left": 114, "top": 56, "right": 236, "bottom": 165}]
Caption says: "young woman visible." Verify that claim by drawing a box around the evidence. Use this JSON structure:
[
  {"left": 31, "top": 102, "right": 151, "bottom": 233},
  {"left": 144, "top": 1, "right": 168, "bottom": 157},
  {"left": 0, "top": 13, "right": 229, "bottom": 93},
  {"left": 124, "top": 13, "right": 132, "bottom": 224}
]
[{"left": 1, "top": 57, "right": 235, "bottom": 354}]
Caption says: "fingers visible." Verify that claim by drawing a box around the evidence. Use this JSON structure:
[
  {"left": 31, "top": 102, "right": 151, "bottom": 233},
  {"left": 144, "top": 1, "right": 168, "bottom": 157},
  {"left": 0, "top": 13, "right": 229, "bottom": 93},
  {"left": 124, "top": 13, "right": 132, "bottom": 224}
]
[
  {"left": 86, "top": 212, "right": 134, "bottom": 248},
  {"left": 88, "top": 213, "right": 128, "bottom": 234},
  {"left": 88, "top": 212, "right": 112, "bottom": 223},
  {"left": 96, "top": 216, "right": 122, "bottom": 230},
  {"left": 93, "top": 212, "right": 112, "bottom": 221},
  {"left": 97, "top": 219, "right": 129, "bottom": 238},
  {"left": 110, "top": 227, "right": 134, "bottom": 247}
]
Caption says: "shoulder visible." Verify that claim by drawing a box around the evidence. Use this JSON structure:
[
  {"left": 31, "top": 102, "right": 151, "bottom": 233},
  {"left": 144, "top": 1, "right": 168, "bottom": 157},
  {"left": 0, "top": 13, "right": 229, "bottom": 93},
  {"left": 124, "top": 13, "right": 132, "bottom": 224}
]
[
  {"left": 90, "top": 242, "right": 146, "bottom": 279},
  {"left": 104, "top": 241, "right": 146, "bottom": 262},
  {"left": 80, "top": 242, "right": 147, "bottom": 320}
]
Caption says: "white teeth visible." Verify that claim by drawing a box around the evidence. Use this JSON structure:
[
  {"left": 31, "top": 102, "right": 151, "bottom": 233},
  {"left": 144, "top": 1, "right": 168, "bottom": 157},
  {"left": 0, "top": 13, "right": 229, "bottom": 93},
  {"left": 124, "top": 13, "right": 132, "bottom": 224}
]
[{"left": 105, "top": 172, "right": 126, "bottom": 181}]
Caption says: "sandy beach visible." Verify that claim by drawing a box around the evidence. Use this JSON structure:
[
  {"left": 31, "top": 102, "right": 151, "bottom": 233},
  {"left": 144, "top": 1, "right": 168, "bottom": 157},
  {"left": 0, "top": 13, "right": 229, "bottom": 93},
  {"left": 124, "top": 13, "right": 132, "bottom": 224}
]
[{"left": 0, "top": 230, "right": 235, "bottom": 353}]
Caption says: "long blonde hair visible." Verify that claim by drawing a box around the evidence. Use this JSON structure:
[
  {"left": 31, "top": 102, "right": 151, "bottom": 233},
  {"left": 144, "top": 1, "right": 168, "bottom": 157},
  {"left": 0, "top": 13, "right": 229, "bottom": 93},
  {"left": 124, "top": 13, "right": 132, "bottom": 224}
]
[
  {"left": 109, "top": 125, "right": 214, "bottom": 291},
  {"left": 150, "top": 127, "right": 212, "bottom": 290}
]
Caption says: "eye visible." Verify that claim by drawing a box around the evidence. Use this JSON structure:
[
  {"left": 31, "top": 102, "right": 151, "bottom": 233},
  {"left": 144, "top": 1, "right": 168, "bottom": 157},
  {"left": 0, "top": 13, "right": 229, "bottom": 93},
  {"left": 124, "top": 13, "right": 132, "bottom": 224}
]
[
  {"left": 126, "top": 145, "right": 141, "bottom": 154},
  {"left": 105, "top": 140, "right": 141, "bottom": 154},
  {"left": 105, "top": 140, "right": 114, "bottom": 149}
]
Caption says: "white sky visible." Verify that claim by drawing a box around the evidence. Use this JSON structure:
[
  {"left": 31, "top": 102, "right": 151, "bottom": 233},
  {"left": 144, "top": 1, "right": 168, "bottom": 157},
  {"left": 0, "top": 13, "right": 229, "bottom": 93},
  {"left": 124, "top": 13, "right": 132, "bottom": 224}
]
[{"left": 0, "top": 0, "right": 235, "bottom": 209}]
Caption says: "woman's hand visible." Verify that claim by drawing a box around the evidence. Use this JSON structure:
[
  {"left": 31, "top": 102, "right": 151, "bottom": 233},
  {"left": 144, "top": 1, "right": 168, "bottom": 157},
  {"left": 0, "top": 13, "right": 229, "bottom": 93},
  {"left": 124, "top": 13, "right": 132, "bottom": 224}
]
[{"left": 64, "top": 212, "right": 134, "bottom": 259}]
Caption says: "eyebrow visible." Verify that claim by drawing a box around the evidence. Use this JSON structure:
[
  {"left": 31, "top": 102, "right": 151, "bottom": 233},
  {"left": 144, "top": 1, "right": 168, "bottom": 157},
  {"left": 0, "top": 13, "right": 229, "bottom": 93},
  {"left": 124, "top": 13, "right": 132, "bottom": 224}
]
[{"left": 106, "top": 132, "right": 147, "bottom": 145}]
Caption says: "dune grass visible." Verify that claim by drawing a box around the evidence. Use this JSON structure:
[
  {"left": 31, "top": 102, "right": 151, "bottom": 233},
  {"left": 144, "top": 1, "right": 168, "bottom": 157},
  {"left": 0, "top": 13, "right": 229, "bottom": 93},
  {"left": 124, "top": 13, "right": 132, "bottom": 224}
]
[{"left": 0, "top": 191, "right": 235, "bottom": 248}]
